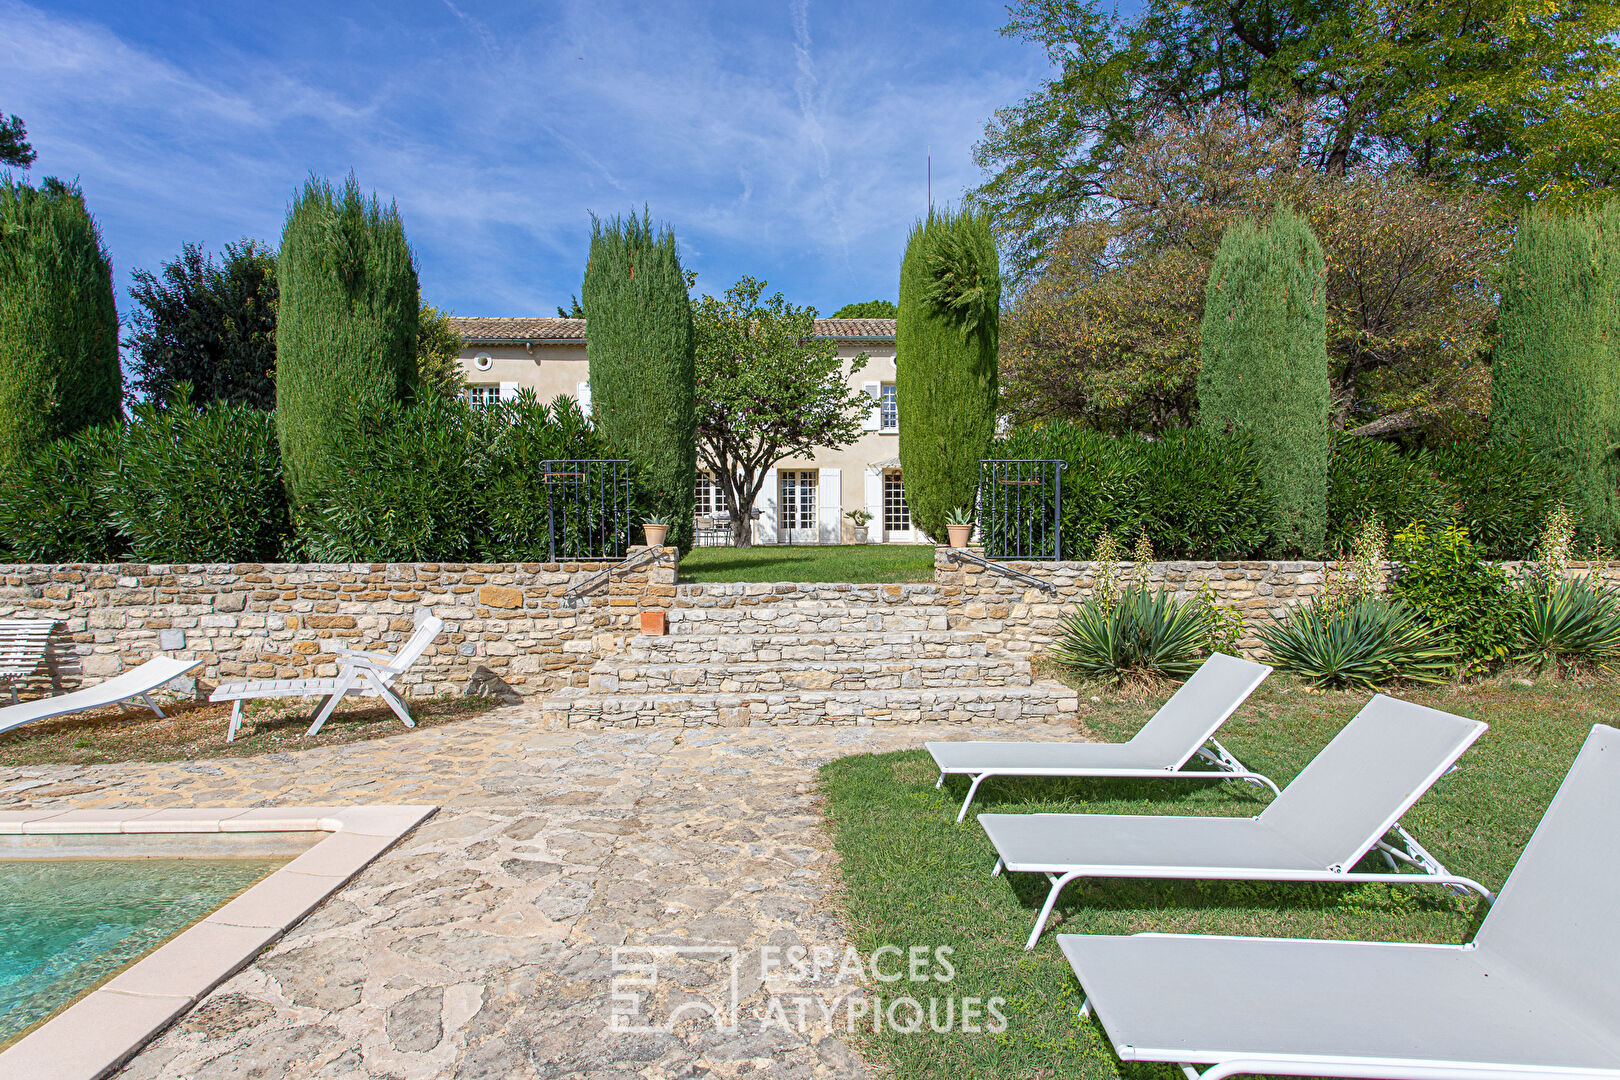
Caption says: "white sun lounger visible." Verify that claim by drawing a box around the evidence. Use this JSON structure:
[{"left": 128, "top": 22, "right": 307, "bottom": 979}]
[
  {"left": 210, "top": 615, "right": 444, "bottom": 741},
  {"left": 0, "top": 655, "right": 202, "bottom": 736},
  {"left": 980, "top": 694, "right": 1490, "bottom": 949},
  {"left": 0, "top": 618, "right": 54, "bottom": 701},
  {"left": 927, "top": 653, "right": 1275, "bottom": 822},
  {"left": 1057, "top": 723, "right": 1620, "bottom": 1080}
]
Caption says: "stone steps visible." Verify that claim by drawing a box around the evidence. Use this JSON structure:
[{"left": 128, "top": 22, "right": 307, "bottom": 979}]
[
  {"left": 665, "top": 606, "right": 956, "bottom": 635},
  {"left": 623, "top": 631, "right": 994, "bottom": 663},
  {"left": 589, "top": 655, "right": 1033, "bottom": 695},
  {"left": 541, "top": 682, "right": 1079, "bottom": 729}
]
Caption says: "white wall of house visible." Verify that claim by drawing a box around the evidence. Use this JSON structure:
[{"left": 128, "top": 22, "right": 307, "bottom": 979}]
[{"left": 453, "top": 319, "right": 921, "bottom": 544}]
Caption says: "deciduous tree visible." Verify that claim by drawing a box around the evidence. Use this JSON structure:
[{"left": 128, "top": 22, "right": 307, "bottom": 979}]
[
  {"left": 692, "top": 277, "right": 871, "bottom": 546},
  {"left": 829, "top": 300, "right": 897, "bottom": 319}
]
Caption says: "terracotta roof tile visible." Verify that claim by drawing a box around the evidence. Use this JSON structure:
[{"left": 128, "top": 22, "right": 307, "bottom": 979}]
[{"left": 449, "top": 316, "right": 894, "bottom": 344}]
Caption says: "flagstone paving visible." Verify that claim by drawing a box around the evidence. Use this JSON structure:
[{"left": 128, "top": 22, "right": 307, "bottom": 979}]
[{"left": 0, "top": 702, "right": 1078, "bottom": 1079}]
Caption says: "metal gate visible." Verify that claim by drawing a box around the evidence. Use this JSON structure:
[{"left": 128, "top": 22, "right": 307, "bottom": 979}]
[
  {"left": 543, "top": 459, "right": 632, "bottom": 561},
  {"left": 978, "top": 459, "right": 1065, "bottom": 560}
]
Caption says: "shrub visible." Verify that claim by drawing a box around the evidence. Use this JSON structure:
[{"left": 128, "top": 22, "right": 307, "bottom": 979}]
[
  {"left": 478, "top": 392, "right": 628, "bottom": 561},
  {"left": 1326, "top": 437, "right": 1449, "bottom": 552},
  {"left": 1514, "top": 576, "right": 1620, "bottom": 673},
  {"left": 1390, "top": 519, "right": 1516, "bottom": 674},
  {"left": 0, "top": 177, "right": 122, "bottom": 476},
  {"left": 276, "top": 173, "right": 419, "bottom": 507},
  {"left": 991, "top": 422, "right": 1273, "bottom": 558},
  {"left": 896, "top": 205, "right": 1001, "bottom": 541},
  {"left": 1051, "top": 585, "right": 1214, "bottom": 683},
  {"left": 1198, "top": 209, "right": 1331, "bottom": 553},
  {"left": 580, "top": 211, "right": 696, "bottom": 551},
  {"left": 1258, "top": 596, "right": 1453, "bottom": 689},
  {"left": 0, "top": 425, "right": 122, "bottom": 562},
  {"left": 104, "top": 392, "right": 291, "bottom": 562},
  {"left": 298, "top": 395, "right": 489, "bottom": 563},
  {"left": 1427, "top": 440, "right": 1575, "bottom": 559},
  {"left": 1490, "top": 203, "right": 1620, "bottom": 545}
]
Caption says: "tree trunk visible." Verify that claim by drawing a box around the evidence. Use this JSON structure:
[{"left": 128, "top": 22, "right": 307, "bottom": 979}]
[{"left": 729, "top": 500, "right": 754, "bottom": 548}]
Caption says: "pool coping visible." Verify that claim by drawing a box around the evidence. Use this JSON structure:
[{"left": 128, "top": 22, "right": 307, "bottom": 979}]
[{"left": 0, "top": 803, "right": 437, "bottom": 1080}]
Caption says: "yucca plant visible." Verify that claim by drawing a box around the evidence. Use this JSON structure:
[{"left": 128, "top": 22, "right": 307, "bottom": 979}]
[
  {"left": 1258, "top": 596, "right": 1453, "bottom": 689},
  {"left": 1051, "top": 585, "right": 1211, "bottom": 683},
  {"left": 1514, "top": 576, "right": 1620, "bottom": 673}
]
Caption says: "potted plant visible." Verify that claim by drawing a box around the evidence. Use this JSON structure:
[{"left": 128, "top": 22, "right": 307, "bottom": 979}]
[
  {"left": 846, "top": 508, "right": 873, "bottom": 544},
  {"left": 944, "top": 506, "right": 974, "bottom": 548},
  {"left": 642, "top": 516, "right": 669, "bottom": 548}
]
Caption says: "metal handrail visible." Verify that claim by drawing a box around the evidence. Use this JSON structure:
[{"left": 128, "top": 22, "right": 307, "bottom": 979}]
[
  {"left": 943, "top": 547, "right": 1057, "bottom": 594},
  {"left": 564, "top": 546, "right": 667, "bottom": 607}
]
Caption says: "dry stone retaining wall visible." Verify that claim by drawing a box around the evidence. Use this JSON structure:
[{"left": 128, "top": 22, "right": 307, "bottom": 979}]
[{"left": 0, "top": 550, "right": 676, "bottom": 700}]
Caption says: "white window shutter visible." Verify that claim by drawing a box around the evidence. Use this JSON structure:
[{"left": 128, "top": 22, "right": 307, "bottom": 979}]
[
  {"left": 757, "top": 468, "right": 779, "bottom": 544},
  {"left": 861, "top": 382, "right": 880, "bottom": 431},
  {"left": 864, "top": 468, "right": 883, "bottom": 539},
  {"left": 818, "top": 468, "right": 841, "bottom": 544},
  {"left": 498, "top": 381, "right": 518, "bottom": 401},
  {"left": 576, "top": 381, "right": 592, "bottom": 415}
]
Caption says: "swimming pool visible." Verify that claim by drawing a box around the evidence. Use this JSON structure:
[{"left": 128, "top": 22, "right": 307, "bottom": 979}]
[{"left": 0, "top": 857, "right": 284, "bottom": 1044}]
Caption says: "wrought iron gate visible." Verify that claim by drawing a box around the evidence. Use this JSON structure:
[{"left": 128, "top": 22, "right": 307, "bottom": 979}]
[
  {"left": 977, "top": 459, "right": 1065, "bottom": 560},
  {"left": 543, "top": 459, "right": 632, "bottom": 561}
]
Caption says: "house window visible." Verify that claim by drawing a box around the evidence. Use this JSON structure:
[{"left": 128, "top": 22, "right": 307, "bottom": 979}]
[
  {"left": 695, "top": 473, "right": 729, "bottom": 517},
  {"left": 880, "top": 383, "right": 898, "bottom": 431},
  {"left": 779, "top": 470, "right": 818, "bottom": 541},
  {"left": 466, "top": 384, "right": 500, "bottom": 409},
  {"left": 884, "top": 471, "right": 910, "bottom": 534}
]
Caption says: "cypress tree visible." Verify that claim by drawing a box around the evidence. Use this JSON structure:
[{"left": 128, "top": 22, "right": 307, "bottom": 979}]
[
  {"left": 1197, "top": 208, "right": 1331, "bottom": 554},
  {"left": 1491, "top": 205, "right": 1619, "bottom": 543},
  {"left": 580, "top": 211, "right": 697, "bottom": 551},
  {"left": 896, "top": 205, "right": 1001, "bottom": 541},
  {"left": 0, "top": 177, "right": 122, "bottom": 476},
  {"left": 276, "top": 173, "right": 419, "bottom": 506}
]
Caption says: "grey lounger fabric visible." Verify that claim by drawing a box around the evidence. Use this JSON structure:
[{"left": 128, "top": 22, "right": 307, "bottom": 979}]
[
  {"left": 1057, "top": 723, "right": 1620, "bottom": 1080},
  {"left": 0, "top": 655, "right": 202, "bottom": 735},
  {"left": 927, "top": 653, "right": 1275, "bottom": 821},
  {"left": 981, "top": 694, "right": 1489, "bottom": 948}
]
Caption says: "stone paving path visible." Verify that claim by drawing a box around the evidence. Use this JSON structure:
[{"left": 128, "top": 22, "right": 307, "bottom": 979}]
[{"left": 0, "top": 703, "right": 1077, "bottom": 1079}]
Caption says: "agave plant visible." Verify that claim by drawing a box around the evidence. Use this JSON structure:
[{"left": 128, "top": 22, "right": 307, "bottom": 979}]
[
  {"left": 1257, "top": 596, "right": 1453, "bottom": 689},
  {"left": 1050, "top": 585, "right": 1211, "bottom": 683},
  {"left": 1514, "top": 576, "right": 1620, "bottom": 672}
]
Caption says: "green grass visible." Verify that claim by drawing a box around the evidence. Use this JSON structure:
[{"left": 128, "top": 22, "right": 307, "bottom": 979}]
[
  {"left": 818, "top": 675, "right": 1613, "bottom": 1080},
  {"left": 679, "top": 543, "right": 936, "bottom": 583}
]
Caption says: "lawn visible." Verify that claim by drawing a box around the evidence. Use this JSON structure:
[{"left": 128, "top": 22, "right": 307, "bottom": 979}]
[
  {"left": 0, "top": 694, "right": 496, "bottom": 768},
  {"left": 679, "top": 543, "right": 936, "bottom": 583},
  {"left": 818, "top": 674, "right": 1612, "bottom": 1080}
]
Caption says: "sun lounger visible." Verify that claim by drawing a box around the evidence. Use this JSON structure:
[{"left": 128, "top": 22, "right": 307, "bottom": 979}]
[
  {"left": 0, "top": 618, "right": 54, "bottom": 701},
  {"left": 0, "top": 655, "right": 202, "bottom": 736},
  {"left": 1057, "top": 723, "right": 1620, "bottom": 1080},
  {"left": 210, "top": 615, "right": 444, "bottom": 741},
  {"left": 980, "top": 694, "right": 1489, "bottom": 948},
  {"left": 927, "top": 653, "right": 1275, "bottom": 822}
]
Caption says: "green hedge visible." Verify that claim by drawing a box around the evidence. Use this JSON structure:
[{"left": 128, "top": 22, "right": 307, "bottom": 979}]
[{"left": 990, "top": 422, "right": 1275, "bottom": 558}]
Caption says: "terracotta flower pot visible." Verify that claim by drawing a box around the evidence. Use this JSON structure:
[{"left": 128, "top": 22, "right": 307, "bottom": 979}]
[
  {"left": 643, "top": 524, "right": 669, "bottom": 547},
  {"left": 946, "top": 524, "right": 972, "bottom": 548}
]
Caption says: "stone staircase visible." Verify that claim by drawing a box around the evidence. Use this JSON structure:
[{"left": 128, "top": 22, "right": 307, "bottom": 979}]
[{"left": 539, "top": 582, "right": 1080, "bottom": 729}]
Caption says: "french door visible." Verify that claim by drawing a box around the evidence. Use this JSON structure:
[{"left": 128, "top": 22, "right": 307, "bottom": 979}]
[{"left": 779, "top": 470, "right": 819, "bottom": 544}]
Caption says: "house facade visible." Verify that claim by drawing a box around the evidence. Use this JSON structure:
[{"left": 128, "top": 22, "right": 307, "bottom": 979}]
[{"left": 449, "top": 316, "right": 918, "bottom": 544}]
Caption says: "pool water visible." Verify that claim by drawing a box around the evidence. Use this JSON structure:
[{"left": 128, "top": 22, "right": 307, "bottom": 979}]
[{"left": 0, "top": 857, "right": 284, "bottom": 1043}]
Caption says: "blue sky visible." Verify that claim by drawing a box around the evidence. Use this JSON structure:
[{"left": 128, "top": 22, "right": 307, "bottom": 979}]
[{"left": 0, "top": 1, "right": 1051, "bottom": 319}]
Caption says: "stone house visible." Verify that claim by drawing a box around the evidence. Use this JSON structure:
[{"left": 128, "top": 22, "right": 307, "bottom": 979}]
[{"left": 449, "top": 316, "right": 917, "bottom": 545}]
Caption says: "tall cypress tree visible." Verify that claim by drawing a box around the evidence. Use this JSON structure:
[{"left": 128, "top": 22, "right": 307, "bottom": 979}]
[
  {"left": 0, "top": 177, "right": 122, "bottom": 477},
  {"left": 896, "top": 205, "right": 1001, "bottom": 542},
  {"left": 1491, "top": 204, "right": 1619, "bottom": 543},
  {"left": 275, "top": 174, "right": 419, "bottom": 507},
  {"left": 1198, "top": 208, "right": 1331, "bottom": 554},
  {"left": 580, "top": 211, "right": 696, "bottom": 551}
]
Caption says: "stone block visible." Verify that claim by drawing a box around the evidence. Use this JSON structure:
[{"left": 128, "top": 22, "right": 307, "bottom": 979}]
[
  {"left": 478, "top": 585, "right": 524, "bottom": 609},
  {"left": 158, "top": 629, "right": 185, "bottom": 651}
]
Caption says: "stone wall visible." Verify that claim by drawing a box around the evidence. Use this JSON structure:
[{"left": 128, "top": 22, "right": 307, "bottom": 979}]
[
  {"left": 0, "top": 549, "right": 676, "bottom": 700},
  {"left": 932, "top": 548, "right": 1620, "bottom": 656}
]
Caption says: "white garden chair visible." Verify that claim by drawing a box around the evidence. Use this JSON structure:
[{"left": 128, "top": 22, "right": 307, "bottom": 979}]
[{"left": 211, "top": 615, "right": 444, "bottom": 741}]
